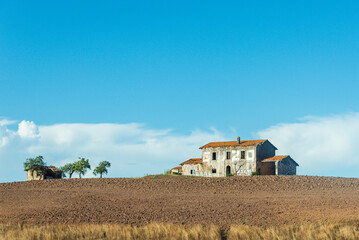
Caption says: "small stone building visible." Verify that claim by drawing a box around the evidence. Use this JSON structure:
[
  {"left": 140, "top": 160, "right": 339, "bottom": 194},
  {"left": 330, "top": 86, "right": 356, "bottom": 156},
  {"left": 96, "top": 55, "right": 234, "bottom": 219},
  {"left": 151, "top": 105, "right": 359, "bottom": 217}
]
[
  {"left": 172, "top": 137, "right": 298, "bottom": 177},
  {"left": 261, "top": 155, "right": 298, "bottom": 175},
  {"left": 169, "top": 166, "right": 182, "bottom": 175},
  {"left": 26, "top": 166, "right": 63, "bottom": 181}
]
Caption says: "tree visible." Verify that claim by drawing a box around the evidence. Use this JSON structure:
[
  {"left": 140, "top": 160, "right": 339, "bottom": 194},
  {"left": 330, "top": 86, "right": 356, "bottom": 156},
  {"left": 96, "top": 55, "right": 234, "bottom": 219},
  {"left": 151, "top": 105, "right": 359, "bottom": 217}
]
[
  {"left": 23, "top": 156, "right": 46, "bottom": 178},
  {"left": 93, "top": 161, "right": 111, "bottom": 178},
  {"left": 74, "top": 157, "right": 91, "bottom": 178},
  {"left": 60, "top": 163, "right": 76, "bottom": 178},
  {"left": 233, "top": 158, "right": 247, "bottom": 176}
]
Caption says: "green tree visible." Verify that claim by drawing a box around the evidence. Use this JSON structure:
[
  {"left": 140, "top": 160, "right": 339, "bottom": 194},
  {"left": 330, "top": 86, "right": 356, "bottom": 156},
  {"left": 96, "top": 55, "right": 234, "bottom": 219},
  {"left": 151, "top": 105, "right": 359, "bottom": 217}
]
[
  {"left": 74, "top": 157, "right": 91, "bottom": 178},
  {"left": 23, "top": 156, "right": 46, "bottom": 178},
  {"left": 93, "top": 161, "right": 111, "bottom": 178},
  {"left": 60, "top": 163, "right": 76, "bottom": 178}
]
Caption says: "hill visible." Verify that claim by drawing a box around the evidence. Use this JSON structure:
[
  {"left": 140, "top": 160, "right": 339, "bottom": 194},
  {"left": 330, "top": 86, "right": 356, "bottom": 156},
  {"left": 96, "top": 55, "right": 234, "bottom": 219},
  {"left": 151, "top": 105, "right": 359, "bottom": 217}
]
[{"left": 1, "top": 175, "right": 359, "bottom": 228}]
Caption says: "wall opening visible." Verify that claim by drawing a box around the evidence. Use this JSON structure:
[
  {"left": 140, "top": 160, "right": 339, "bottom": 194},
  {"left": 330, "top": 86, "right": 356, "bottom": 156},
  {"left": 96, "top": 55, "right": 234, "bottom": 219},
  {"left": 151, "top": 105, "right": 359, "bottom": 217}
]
[{"left": 226, "top": 165, "right": 231, "bottom": 176}]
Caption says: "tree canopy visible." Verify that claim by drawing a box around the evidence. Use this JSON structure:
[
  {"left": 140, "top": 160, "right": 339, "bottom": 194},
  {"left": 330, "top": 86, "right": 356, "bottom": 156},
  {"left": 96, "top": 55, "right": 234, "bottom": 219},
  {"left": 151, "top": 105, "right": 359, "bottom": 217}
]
[
  {"left": 93, "top": 161, "right": 111, "bottom": 178},
  {"left": 60, "top": 163, "right": 76, "bottom": 178},
  {"left": 24, "top": 156, "right": 46, "bottom": 171},
  {"left": 74, "top": 157, "right": 91, "bottom": 178},
  {"left": 23, "top": 156, "right": 47, "bottom": 178}
]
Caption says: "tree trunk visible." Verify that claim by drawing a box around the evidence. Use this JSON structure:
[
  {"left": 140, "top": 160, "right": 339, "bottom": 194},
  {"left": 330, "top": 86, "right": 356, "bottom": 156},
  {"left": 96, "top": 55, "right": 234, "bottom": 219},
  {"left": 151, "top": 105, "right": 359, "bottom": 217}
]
[{"left": 100, "top": 173, "right": 102, "bottom": 178}]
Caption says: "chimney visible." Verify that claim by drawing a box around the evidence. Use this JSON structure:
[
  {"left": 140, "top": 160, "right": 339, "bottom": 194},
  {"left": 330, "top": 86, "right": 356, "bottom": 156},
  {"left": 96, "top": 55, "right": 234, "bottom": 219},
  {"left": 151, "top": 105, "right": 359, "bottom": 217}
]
[{"left": 237, "top": 136, "right": 240, "bottom": 144}]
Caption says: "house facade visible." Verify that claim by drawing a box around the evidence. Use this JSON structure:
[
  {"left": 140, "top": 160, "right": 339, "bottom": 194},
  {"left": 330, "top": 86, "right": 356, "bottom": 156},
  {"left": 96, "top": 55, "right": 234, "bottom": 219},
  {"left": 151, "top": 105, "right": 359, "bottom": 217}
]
[{"left": 177, "top": 137, "right": 298, "bottom": 177}]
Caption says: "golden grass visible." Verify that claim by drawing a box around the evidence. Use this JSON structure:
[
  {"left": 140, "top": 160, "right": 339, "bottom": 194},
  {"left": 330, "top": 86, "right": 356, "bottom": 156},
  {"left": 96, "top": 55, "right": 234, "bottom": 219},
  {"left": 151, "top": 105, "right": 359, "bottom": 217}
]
[
  {"left": 0, "top": 223, "right": 220, "bottom": 240},
  {"left": 1, "top": 221, "right": 359, "bottom": 240},
  {"left": 228, "top": 222, "right": 359, "bottom": 240}
]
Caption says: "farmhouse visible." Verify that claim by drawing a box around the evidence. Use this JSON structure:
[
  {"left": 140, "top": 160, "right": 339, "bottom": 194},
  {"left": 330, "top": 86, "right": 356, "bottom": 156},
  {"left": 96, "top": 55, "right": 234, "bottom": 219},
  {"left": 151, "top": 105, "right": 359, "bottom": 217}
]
[
  {"left": 174, "top": 137, "right": 298, "bottom": 177},
  {"left": 26, "top": 166, "right": 63, "bottom": 181}
]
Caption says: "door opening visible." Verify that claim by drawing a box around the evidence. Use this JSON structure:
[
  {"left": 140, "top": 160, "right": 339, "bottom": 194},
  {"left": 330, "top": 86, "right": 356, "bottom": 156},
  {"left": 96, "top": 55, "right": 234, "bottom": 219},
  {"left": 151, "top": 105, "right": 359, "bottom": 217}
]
[{"left": 226, "top": 165, "right": 231, "bottom": 176}]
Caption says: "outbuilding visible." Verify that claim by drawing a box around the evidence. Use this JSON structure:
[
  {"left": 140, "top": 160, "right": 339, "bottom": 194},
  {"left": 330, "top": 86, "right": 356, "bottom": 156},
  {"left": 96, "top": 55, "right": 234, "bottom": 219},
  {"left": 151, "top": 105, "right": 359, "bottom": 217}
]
[{"left": 26, "top": 166, "right": 63, "bottom": 181}]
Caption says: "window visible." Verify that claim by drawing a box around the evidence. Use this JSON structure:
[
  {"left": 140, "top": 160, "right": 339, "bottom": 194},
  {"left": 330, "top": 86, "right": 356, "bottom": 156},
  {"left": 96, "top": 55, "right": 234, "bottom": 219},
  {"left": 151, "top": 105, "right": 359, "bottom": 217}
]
[
  {"left": 190, "top": 170, "right": 195, "bottom": 174},
  {"left": 248, "top": 151, "right": 253, "bottom": 158},
  {"left": 212, "top": 152, "right": 217, "bottom": 160},
  {"left": 241, "top": 151, "right": 245, "bottom": 159},
  {"left": 226, "top": 152, "right": 231, "bottom": 159},
  {"left": 212, "top": 169, "right": 216, "bottom": 173}
]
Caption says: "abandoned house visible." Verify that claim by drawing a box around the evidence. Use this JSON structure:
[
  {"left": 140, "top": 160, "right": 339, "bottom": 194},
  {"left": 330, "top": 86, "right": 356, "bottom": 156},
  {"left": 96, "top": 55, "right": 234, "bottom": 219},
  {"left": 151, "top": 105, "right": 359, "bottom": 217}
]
[
  {"left": 26, "top": 166, "right": 63, "bottom": 181},
  {"left": 173, "top": 137, "right": 298, "bottom": 177}
]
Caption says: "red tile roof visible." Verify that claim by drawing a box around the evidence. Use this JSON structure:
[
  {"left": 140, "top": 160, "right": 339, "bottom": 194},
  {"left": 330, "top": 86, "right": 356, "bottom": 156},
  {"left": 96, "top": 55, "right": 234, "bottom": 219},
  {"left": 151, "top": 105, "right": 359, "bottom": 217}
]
[
  {"left": 199, "top": 140, "right": 267, "bottom": 149},
  {"left": 262, "top": 155, "right": 289, "bottom": 162},
  {"left": 262, "top": 155, "right": 299, "bottom": 166},
  {"left": 180, "top": 158, "right": 202, "bottom": 166},
  {"left": 171, "top": 166, "right": 182, "bottom": 171}
]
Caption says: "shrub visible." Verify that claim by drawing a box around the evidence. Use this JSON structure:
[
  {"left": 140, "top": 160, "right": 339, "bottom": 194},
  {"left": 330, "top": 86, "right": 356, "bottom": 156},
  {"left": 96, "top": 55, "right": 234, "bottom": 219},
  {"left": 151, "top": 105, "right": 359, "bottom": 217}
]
[{"left": 251, "top": 172, "right": 259, "bottom": 176}]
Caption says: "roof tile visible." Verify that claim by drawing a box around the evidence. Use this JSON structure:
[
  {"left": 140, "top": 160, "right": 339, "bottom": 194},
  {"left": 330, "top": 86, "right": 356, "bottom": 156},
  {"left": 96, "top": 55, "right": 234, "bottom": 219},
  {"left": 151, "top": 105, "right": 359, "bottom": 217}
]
[
  {"left": 199, "top": 140, "right": 267, "bottom": 149},
  {"left": 262, "top": 155, "right": 289, "bottom": 162},
  {"left": 180, "top": 158, "right": 202, "bottom": 166}
]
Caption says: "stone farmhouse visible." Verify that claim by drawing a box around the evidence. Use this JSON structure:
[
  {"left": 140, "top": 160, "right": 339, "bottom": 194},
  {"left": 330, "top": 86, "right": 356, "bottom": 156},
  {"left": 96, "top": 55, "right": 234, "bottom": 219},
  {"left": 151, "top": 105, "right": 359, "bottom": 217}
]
[
  {"left": 26, "top": 166, "right": 63, "bottom": 181},
  {"left": 173, "top": 137, "right": 298, "bottom": 177}
]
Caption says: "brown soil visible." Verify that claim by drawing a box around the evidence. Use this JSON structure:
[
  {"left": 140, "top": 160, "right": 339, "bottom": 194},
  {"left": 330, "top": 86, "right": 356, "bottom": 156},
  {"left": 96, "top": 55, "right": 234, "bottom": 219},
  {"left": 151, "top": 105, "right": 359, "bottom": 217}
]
[{"left": 1, "top": 175, "right": 359, "bottom": 228}]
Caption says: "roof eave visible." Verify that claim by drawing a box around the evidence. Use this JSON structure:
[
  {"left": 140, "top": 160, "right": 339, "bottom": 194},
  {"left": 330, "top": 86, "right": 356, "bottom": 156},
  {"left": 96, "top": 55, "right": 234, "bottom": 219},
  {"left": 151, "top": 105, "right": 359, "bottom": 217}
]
[{"left": 261, "top": 139, "right": 278, "bottom": 150}]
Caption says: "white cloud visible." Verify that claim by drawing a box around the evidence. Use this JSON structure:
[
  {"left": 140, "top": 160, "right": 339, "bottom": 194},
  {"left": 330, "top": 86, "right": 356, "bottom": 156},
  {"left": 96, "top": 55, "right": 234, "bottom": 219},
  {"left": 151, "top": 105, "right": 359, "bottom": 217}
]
[
  {"left": 0, "top": 120, "right": 225, "bottom": 182},
  {"left": 257, "top": 113, "right": 359, "bottom": 177},
  {"left": 2, "top": 112, "right": 358, "bottom": 182},
  {"left": 18, "top": 120, "right": 39, "bottom": 139},
  {"left": 0, "top": 119, "right": 17, "bottom": 126}
]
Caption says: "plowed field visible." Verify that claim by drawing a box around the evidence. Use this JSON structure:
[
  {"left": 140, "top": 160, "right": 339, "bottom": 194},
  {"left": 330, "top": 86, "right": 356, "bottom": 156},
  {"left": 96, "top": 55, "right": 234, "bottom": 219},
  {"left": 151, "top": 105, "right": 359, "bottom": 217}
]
[{"left": 1, "top": 175, "right": 359, "bottom": 228}]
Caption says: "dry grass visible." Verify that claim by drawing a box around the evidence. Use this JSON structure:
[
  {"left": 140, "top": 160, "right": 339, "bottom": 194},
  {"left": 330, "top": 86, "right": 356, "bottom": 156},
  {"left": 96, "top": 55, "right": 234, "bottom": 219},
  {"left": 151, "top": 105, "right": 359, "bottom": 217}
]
[
  {"left": 0, "top": 223, "right": 220, "bottom": 240},
  {"left": 228, "top": 221, "right": 359, "bottom": 240},
  {"left": 1, "top": 221, "right": 359, "bottom": 240}
]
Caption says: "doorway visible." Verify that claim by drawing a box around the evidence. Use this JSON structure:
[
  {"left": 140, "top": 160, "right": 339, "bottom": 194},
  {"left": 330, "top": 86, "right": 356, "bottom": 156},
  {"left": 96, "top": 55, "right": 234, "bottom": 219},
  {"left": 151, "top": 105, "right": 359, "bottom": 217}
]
[{"left": 226, "top": 165, "right": 231, "bottom": 176}]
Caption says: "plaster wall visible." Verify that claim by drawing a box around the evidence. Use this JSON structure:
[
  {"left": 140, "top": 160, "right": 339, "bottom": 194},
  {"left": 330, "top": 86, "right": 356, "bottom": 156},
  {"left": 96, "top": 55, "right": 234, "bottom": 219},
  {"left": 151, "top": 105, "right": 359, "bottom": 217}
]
[{"left": 182, "top": 145, "right": 257, "bottom": 177}]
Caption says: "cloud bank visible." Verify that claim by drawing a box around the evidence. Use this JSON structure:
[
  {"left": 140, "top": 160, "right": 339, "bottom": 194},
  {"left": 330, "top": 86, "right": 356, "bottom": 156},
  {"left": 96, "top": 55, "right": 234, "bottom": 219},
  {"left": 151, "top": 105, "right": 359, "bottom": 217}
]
[
  {"left": 0, "top": 121, "right": 225, "bottom": 182},
  {"left": 258, "top": 113, "right": 359, "bottom": 177},
  {"left": 1, "top": 112, "right": 359, "bottom": 182}
]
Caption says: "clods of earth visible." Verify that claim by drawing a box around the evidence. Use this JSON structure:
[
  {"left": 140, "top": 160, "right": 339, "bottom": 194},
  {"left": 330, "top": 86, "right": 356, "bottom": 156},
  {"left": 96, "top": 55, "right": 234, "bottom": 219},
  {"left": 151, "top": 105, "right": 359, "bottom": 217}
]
[{"left": 1, "top": 175, "right": 359, "bottom": 228}]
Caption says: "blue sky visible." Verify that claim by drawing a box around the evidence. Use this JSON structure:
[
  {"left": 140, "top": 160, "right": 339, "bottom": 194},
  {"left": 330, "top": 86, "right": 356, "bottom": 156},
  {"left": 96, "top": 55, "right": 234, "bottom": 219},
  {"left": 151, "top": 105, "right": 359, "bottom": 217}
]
[{"left": 1, "top": 1, "right": 359, "bottom": 181}]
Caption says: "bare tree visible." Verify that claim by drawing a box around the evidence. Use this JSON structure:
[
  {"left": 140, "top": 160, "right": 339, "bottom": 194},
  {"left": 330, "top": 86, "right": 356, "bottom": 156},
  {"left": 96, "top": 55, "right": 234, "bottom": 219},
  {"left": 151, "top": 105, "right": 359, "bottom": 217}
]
[{"left": 233, "top": 159, "right": 247, "bottom": 176}]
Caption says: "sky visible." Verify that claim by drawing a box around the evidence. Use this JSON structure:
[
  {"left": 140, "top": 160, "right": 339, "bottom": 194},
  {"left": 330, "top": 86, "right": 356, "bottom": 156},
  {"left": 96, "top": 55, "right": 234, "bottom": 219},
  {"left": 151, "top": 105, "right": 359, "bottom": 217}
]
[{"left": 1, "top": 1, "right": 359, "bottom": 182}]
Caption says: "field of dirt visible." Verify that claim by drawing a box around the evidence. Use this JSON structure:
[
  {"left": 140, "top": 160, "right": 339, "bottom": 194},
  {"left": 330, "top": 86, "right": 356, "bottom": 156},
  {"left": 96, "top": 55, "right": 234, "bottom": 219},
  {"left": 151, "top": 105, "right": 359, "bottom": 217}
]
[{"left": 1, "top": 175, "right": 359, "bottom": 228}]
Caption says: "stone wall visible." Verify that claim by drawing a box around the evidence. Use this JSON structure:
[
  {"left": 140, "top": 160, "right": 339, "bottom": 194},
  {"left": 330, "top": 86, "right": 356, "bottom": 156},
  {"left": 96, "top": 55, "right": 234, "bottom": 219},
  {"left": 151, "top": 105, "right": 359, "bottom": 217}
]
[
  {"left": 261, "top": 162, "right": 275, "bottom": 175},
  {"left": 256, "top": 141, "right": 276, "bottom": 173},
  {"left": 26, "top": 170, "right": 44, "bottom": 181},
  {"left": 277, "top": 158, "right": 297, "bottom": 175}
]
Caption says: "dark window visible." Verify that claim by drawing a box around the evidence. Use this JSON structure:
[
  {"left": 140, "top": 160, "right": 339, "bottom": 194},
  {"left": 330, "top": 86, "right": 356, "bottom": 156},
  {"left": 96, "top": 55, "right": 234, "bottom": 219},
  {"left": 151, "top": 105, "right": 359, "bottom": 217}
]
[
  {"left": 212, "top": 169, "right": 216, "bottom": 173},
  {"left": 190, "top": 170, "right": 195, "bottom": 174},
  {"left": 226, "top": 152, "right": 231, "bottom": 159},
  {"left": 241, "top": 151, "right": 245, "bottom": 159},
  {"left": 212, "top": 152, "right": 217, "bottom": 160}
]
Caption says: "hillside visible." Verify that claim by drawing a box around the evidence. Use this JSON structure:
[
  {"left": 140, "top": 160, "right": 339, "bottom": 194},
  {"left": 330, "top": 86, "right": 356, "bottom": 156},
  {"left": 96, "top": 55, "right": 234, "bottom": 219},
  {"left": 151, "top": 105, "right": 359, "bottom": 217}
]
[{"left": 1, "top": 175, "right": 359, "bottom": 228}]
